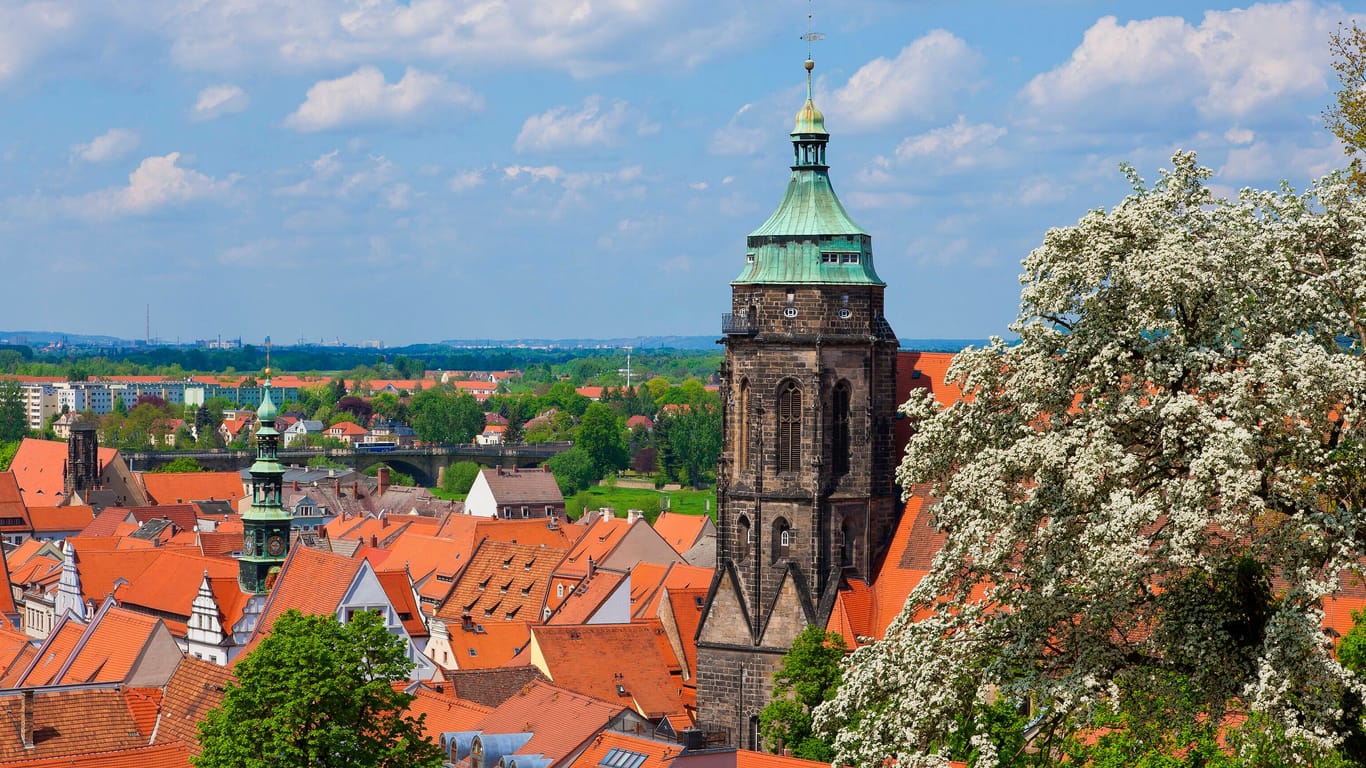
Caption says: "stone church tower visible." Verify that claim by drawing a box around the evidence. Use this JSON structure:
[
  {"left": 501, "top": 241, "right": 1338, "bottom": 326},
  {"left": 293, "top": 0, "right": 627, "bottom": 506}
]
[{"left": 695, "top": 58, "right": 900, "bottom": 749}]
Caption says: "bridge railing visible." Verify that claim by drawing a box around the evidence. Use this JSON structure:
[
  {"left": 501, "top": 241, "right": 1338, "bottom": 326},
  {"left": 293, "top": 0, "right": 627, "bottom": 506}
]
[{"left": 123, "top": 441, "right": 574, "bottom": 465}]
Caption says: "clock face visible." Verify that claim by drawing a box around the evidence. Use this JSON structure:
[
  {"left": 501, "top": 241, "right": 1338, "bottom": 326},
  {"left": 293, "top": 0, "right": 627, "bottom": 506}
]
[
  {"left": 266, "top": 535, "right": 286, "bottom": 557},
  {"left": 242, "top": 537, "right": 255, "bottom": 556}
]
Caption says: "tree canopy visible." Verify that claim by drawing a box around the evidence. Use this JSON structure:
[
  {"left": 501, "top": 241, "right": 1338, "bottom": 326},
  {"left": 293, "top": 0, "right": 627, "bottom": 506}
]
[
  {"left": 759, "top": 626, "right": 846, "bottom": 762},
  {"left": 194, "top": 609, "right": 442, "bottom": 768},
  {"left": 1328, "top": 21, "right": 1366, "bottom": 194},
  {"left": 816, "top": 155, "right": 1366, "bottom": 766}
]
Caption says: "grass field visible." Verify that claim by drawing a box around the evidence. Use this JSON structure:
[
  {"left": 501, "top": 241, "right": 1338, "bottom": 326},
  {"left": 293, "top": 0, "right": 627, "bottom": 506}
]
[{"left": 566, "top": 483, "right": 716, "bottom": 523}]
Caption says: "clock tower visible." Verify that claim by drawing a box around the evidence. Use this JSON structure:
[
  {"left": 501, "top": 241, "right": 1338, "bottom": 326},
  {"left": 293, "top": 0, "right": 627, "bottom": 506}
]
[
  {"left": 238, "top": 370, "right": 291, "bottom": 594},
  {"left": 695, "top": 56, "right": 900, "bottom": 749}
]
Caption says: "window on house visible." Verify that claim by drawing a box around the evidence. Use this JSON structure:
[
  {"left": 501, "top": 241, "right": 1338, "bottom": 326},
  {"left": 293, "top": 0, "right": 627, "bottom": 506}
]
[
  {"left": 776, "top": 380, "right": 801, "bottom": 473},
  {"left": 737, "top": 515, "right": 751, "bottom": 561},
  {"left": 521, "top": 506, "right": 529, "bottom": 518},
  {"left": 557, "top": 583, "right": 565, "bottom": 599}
]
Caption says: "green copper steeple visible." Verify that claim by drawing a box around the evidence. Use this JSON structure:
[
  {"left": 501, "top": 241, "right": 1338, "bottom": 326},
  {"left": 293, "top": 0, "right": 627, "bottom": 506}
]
[
  {"left": 734, "top": 58, "right": 884, "bottom": 286},
  {"left": 238, "top": 360, "right": 291, "bottom": 594}
]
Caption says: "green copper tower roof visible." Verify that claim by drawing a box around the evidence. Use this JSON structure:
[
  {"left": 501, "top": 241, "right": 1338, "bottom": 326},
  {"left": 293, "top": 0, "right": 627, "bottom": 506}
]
[{"left": 734, "top": 58, "right": 883, "bottom": 286}]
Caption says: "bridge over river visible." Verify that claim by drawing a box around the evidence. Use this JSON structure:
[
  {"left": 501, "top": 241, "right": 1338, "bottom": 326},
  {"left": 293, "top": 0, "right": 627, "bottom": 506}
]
[{"left": 122, "top": 442, "right": 573, "bottom": 487}]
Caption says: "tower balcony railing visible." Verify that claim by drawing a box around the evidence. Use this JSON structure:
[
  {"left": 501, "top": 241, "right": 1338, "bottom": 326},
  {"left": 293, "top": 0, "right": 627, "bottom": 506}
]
[{"left": 721, "top": 313, "right": 758, "bottom": 336}]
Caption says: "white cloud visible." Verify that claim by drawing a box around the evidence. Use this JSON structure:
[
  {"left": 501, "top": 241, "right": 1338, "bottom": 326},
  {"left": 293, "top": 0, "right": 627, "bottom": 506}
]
[
  {"left": 689, "top": 181, "right": 708, "bottom": 191},
  {"left": 514, "top": 96, "right": 655, "bottom": 153},
  {"left": 449, "top": 169, "right": 484, "bottom": 192},
  {"left": 894, "top": 117, "right": 1007, "bottom": 170},
  {"left": 312, "top": 150, "right": 342, "bottom": 177},
  {"left": 285, "top": 66, "right": 482, "bottom": 132},
  {"left": 191, "top": 84, "right": 249, "bottom": 121},
  {"left": 69, "top": 152, "right": 234, "bottom": 217},
  {"left": 382, "top": 183, "right": 411, "bottom": 210},
  {"left": 827, "top": 30, "right": 983, "bottom": 131},
  {"left": 1219, "top": 137, "right": 1342, "bottom": 183},
  {"left": 71, "top": 129, "right": 140, "bottom": 164},
  {"left": 1224, "top": 127, "right": 1255, "bottom": 145},
  {"left": 0, "top": 2, "right": 76, "bottom": 84},
  {"left": 710, "top": 102, "right": 770, "bottom": 156},
  {"left": 1023, "top": 2, "right": 1342, "bottom": 123}
]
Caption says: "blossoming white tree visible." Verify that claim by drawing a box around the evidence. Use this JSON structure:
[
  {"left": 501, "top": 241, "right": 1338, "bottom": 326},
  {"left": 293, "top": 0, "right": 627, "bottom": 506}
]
[{"left": 815, "top": 154, "right": 1366, "bottom": 767}]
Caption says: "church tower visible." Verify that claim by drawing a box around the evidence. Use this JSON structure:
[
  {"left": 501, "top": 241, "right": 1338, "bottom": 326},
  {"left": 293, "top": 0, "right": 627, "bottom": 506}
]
[
  {"left": 695, "top": 57, "right": 900, "bottom": 749},
  {"left": 238, "top": 367, "right": 291, "bottom": 594}
]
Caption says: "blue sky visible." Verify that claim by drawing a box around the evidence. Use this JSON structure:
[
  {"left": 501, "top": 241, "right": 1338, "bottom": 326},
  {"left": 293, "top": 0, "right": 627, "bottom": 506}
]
[{"left": 0, "top": 0, "right": 1358, "bottom": 346}]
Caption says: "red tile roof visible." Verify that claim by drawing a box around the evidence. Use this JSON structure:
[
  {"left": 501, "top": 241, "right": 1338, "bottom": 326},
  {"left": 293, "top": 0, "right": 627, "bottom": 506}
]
[
  {"left": 0, "top": 472, "right": 32, "bottom": 532},
  {"left": 735, "top": 749, "right": 833, "bottom": 767},
  {"left": 476, "top": 679, "right": 629, "bottom": 761},
  {"left": 629, "top": 561, "right": 713, "bottom": 620},
  {"left": 10, "top": 438, "right": 118, "bottom": 507},
  {"left": 64, "top": 542, "right": 165, "bottom": 606},
  {"left": 118, "top": 550, "right": 239, "bottom": 635},
  {"left": 663, "top": 587, "right": 706, "bottom": 682},
  {"left": 434, "top": 540, "right": 565, "bottom": 625},
  {"left": 140, "top": 471, "right": 245, "bottom": 507},
  {"left": 126, "top": 504, "right": 198, "bottom": 534},
  {"left": 558, "top": 516, "right": 631, "bottom": 578},
  {"left": 3, "top": 742, "right": 191, "bottom": 768},
  {"left": 375, "top": 568, "right": 426, "bottom": 637},
  {"left": 563, "top": 731, "right": 682, "bottom": 768},
  {"left": 19, "top": 621, "right": 87, "bottom": 687},
  {"left": 152, "top": 657, "right": 234, "bottom": 750},
  {"left": 442, "top": 621, "right": 532, "bottom": 670},
  {"left": 547, "top": 571, "right": 626, "bottom": 625},
  {"left": 404, "top": 683, "right": 492, "bottom": 741},
  {"left": 652, "top": 511, "right": 709, "bottom": 556},
  {"left": 0, "top": 688, "right": 154, "bottom": 760},
  {"left": 57, "top": 605, "right": 167, "bottom": 685},
  {"left": 529, "top": 622, "right": 686, "bottom": 719},
  {"left": 122, "top": 687, "right": 162, "bottom": 735},
  {"left": 26, "top": 505, "right": 96, "bottom": 533},
  {"left": 253, "top": 546, "right": 362, "bottom": 638}
]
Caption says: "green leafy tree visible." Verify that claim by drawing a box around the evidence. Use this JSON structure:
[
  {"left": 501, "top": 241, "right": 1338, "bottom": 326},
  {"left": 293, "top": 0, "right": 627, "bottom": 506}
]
[
  {"left": 654, "top": 401, "right": 721, "bottom": 489},
  {"left": 409, "top": 388, "right": 484, "bottom": 445},
  {"left": 308, "top": 455, "right": 348, "bottom": 470},
  {"left": 576, "top": 402, "right": 628, "bottom": 477},
  {"left": 759, "top": 626, "right": 847, "bottom": 761},
  {"left": 155, "top": 457, "right": 204, "bottom": 473},
  {"left": 1327, "top": 21, "right": 1366, "bottom": 193},
  {"left": 547, "top": 447, "right": 597, "bottom": 497},
  {"left": 440, "top": 461, "right": 481, "bottom": 495},
  {"left": 364, "top": 463, "right": 415, "bottom": 487},
  {"left": 0, "top": 380, "right": 27, "bottom": 443},
  {"left": 816, "top": 154, "right": 1366, "bottom": 766},
  {"left": 194, "top": 609, "right": 442, "bottom": 768},
  {"left": 0, "top": 441, "right": 18, "bottom": 471}
]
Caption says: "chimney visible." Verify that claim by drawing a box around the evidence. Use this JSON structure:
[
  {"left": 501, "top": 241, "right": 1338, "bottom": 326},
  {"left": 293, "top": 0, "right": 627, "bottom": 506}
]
[
  {"left": 377, "top": 465, "right": 390, "bottom": 496},
  {"left": 626, "top": 509, "right": 641, "bottom": 525},
  {"left": 587, "top": 555, "right": 596, "bottom": 579},
  {"left": 292, "top": 480, "right": 299, "bottom": 491},
  {"left": 370, "top": 534, "right": 378, "bottom": 548},
  {"left": 21, "top": 690, "right": 34, "bottom": 749},
  {"left": 495, "top": 464, "right": 503, "bottom": 475},
  {"left": 600, "top": 509, "right": 613, "bottom": 523}
]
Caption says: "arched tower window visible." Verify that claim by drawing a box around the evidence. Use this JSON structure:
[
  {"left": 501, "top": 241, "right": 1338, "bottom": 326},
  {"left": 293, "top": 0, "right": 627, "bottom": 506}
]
[
  {"left": 772, "top": 517, "right": 791, "bottom": 563},
  {"left": 737, "top": 515, "right": 751, "bottom": 561},
  {"left": 776, "top": 380, "right": 801, "bottom": 474},
  {"left": 832, "top": 381, "right": 851, "bottom": 476},
  {"left": 737, "top": 378, "right": 750, "bottom": 470}
]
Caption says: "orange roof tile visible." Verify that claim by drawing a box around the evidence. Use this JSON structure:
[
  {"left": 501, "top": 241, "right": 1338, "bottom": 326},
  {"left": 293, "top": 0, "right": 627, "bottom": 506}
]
[
  {"left": 79, "top": 508, "right": 136, "bottom": 538},
  {"left": 404, "top": 683, "right": 492, "bottom": 741},
  {"left": 434, "top": 540, "right": 566, "bottom": 625},
  {"left": 252, "top": 546, "right": 362, "bottom": 639},
  {"left": 548, "top": 572, "right": 626, "bottom": 625},
  {"left": 26, "top": 505, "right": 96, "bottom": 533},
  {"left": 475, "top": 517, "right": 584, "bottom": 549},
  {"left": 0, "top": 472, "right": 32, "bottom": 532},
  {"left": 5, "top": 538, "right": 48, "bottom": 570},
  {"left": 0, "top": 688, "right": 153, "bottom": 760},
  {"left": 0, "top": 626, "right": 35, "bottom": 682},
  {"left": 477, "top": 679, "right": 628, "bottom": 761},
  {"left": 58, "top": 605, "right": 166, "bottom": 685},
  {"left": 140, "top": 471, "right": 245, "bottom": 507},
  {"left": 376, "top": 569, "right": 426, "bottom": 637},
  {"left": 10, "top": 438, "right": 119, "bottom": 507},
  {"left": 558, "top": 517, "right": 631, "bottom": 579},
  {"left": 4, "top": 742, "right": 191, "bottom": 768},
  {"left": 442, "top": 620, "right": 532, "bottom": 670},
  {"left": 652, "top": 511, "right": 709, "bottom": 555},
  {"left": 64, "top": 543, "right": 165, "bottom": 605},
  {"left": 563, "top": 731, "right": 682, "bottom": 768},
  {"left": 118, "top": 550, "right": 239, "bottom": 633},
  {"left": 895, "top": 350, "right": 962, "bottom": 460},
  {"left": 735, "top": 749, "right": 833, "bottom": 767},
  {"left": 9, "top": 554, "right": 60, "bottom": 588},
  {"left": 630, "top": 561, "right": 713, "bottom": 620},
  {"left": 122, "top": 687, "right": 162, "bottom": 735},
  {"left": 529, "top": 622, "right": 686, "bottom": 719},
  {"left": 19, "top": 621, "right": 87, "bottom": 687},
  {"left": 152, "top": 657, "right": 234, "bottom": 750},
  {"left": 126, "top": 504, "right": 199, "bottom": 533},
  {"left": 663, "top": 587, "right": 706, "bottom": 681},
  {"left": 196, "top": 530, "right": 243, "bottom": 558}
]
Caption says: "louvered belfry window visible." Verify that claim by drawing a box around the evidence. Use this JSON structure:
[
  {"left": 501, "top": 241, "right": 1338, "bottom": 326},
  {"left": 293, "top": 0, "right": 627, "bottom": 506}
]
[{"left": 777, "top": 380, "right": 801, "bottom": 473}]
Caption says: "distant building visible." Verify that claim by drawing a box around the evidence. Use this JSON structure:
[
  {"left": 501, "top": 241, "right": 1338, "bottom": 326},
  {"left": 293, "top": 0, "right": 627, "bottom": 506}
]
[{"left": 464, "top": 466, "right": 564, "bottom": 520}]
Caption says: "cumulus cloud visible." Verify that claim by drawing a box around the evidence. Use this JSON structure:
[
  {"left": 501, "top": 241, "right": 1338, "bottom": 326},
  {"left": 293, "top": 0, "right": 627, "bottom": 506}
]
[
  {"left": 449, "top": 169, "right": 484, "bottom": 192},
  {"left": 71, "top": 129, "right": 140, "bottom": 164},
  {"left": 827, "top": 30, "right": 983, "bottom": 131},
  {"left": 191, "top": 84, "right": 249, "bottom": 121},
  {"left": 285, "top": 66, "right": 482, "bottom": 132},
  {"left": 69, "top": 152, "right": 234, "bottom": 217},
  {"left": 514, "top": 96, "right": 653, "bottom": 153},
  {"left": 893, "top": 117, "right": 1007, "bottom": 170},
  {"left": 1023, "top": 1, "right": 1341, "bottom": 124},
  {"left": 0, "top": 2, "right": 76, "bottom": 84}
]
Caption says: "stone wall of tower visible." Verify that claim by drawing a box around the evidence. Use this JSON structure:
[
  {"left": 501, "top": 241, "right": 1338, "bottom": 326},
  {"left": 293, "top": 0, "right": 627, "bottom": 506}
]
[{"left": 694, "top": 646, "right": 787, "bottom": 750}]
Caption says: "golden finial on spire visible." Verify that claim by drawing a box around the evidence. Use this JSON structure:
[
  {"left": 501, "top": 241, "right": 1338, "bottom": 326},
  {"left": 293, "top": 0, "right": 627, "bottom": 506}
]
[
  {"left": 801, "top": 0, "right": 824, "bottom": 100},
  {"left": 264, "top": 336, "right": 272, "bottom": 379}
]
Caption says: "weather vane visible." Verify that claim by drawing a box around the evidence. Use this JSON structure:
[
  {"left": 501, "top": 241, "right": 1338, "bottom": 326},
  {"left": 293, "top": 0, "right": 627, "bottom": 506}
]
[{"left": 802, "top": 0, "right": 825, "bottom": 61}]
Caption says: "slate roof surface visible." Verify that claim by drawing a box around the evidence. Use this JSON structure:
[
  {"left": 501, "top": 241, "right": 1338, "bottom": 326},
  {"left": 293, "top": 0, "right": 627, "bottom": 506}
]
[
  {"left": 152, "top": 657, "right": 234, "bottom": 749},
  {"left": 0, "top": 687, "right": 150, "bottom": 760},
  {"left": 140, "top": 471, "right": 245, "bottom": 507},
  {"left": 434, "top": 540, "right": 566, "bottom": 625},
  {"left": 478, "top": 467, "right": 564, "bottom": 506},
  {"left": 530, "top": 622, "right": 685, "bottom": 719},
  {"left": 476, "top": 679, "right": 628, "bottom": 762}
]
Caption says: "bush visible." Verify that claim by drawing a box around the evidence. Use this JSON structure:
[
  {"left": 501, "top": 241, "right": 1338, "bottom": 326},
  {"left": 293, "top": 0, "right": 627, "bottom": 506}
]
[{"left": 441, "top": 461, "right": 481, "bottom": 495}]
